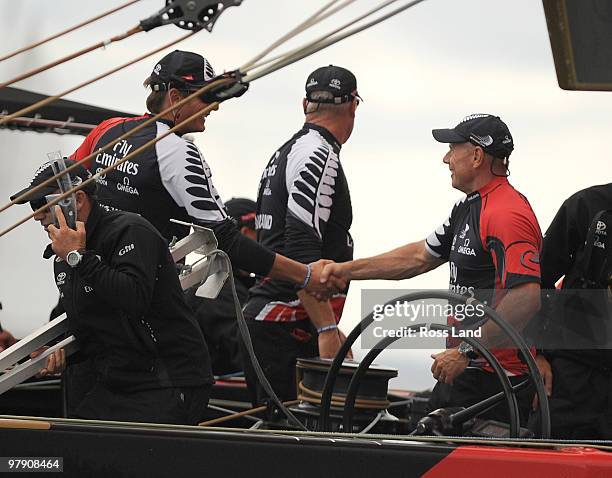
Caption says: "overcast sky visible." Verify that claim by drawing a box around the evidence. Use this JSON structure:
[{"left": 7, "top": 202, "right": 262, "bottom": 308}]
[{"left": 1, "top": 0, "right": 611, "bottom": 389}]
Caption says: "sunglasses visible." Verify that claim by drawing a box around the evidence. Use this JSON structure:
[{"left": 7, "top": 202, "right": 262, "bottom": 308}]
[{"left": 29, "top": 197, "right": 48, "bottom": 212}]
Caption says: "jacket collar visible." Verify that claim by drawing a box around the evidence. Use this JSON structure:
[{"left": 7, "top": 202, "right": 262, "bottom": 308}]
[
  {"left": 304, "top": 123, "right": 342, "bottom": 152},
  {"left": 478, "top": 176, "right": 508, "bottom": 198}
]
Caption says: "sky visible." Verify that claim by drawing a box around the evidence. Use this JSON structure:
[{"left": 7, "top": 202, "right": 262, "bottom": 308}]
[{"left": 1, "top": 0, "right": 611, "bottom": 390}]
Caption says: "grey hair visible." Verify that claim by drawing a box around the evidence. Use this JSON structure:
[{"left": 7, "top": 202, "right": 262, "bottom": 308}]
[{"left": 305, "top": 91, "right": 350, "bottom": 115}]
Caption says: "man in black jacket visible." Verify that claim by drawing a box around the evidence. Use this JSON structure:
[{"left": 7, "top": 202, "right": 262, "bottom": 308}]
[
  {"left": 12, "top": 160, "right": 212, "bottom": 425},
  {"left": 537, "top": 183, "right": 612, "bottom": 439}
]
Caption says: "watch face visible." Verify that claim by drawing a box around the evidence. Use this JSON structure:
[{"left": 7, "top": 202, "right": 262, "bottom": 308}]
[{"left": 67, "top": 251, "right": 81, "bottom": 267}]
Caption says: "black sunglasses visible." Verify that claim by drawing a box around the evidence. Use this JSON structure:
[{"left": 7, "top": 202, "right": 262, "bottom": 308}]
[{"left": 29, "top": 197, "right": 48, "bottom": 212}]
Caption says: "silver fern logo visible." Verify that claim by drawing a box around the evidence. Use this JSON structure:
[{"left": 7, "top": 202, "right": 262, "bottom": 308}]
[
  {"left": 32, "top": 161, "right": 53, "bottom": 180},
  {"left": 470, "top": 134, "right": 494, "bottom": 147}
]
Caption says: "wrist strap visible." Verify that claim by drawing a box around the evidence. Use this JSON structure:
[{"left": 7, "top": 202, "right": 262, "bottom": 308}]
[
  {"left": 317, "top": 323, "right": 338, "bottom": 334},
  {"left": 298, "top": 263, "right": 312, "bottom": 290}
]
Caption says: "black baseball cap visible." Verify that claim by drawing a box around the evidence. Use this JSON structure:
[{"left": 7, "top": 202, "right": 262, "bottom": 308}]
[
  {"left": 305, "top": 65, "right": 362, "bottom": 104},
  {"left": 432, "top": 114, "right": 514, "bottom": 160},
  {"left": 226, "top": 197, "right": 256, "bottom": 228},
  {"left": 10, "top": 159, "right": 95, "bottom": 204},
  {"left": 148, "top": 50, "right": 216, "bottom": 91}
]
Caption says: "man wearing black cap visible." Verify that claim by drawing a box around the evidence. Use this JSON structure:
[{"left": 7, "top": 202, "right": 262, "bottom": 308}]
[
  {"left": 185, "top": 197, "right": 258, "bottom": 376},
  {"left": 242, "top": 65, "right": 360, "bottom": 402},
  {"left": 68, "top": 50, "right": 337, "bottom": 303},
  {"left": 321, "top": 114, "right": 542, "bottom": 425},
  {"left": 11, "top": 160, "right": 215, "bottom": 424}
]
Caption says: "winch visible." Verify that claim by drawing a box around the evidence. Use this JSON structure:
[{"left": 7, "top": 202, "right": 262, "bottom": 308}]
[{"left": 288, "top": 358, "right": 399, "bottom": 434}]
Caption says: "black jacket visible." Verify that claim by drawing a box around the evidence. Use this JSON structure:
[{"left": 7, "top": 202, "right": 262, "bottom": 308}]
[
  {"left": 50, "top": 203, "right": 213, "bottom": 392},
  {"left": 538, "top": 183, "right": 612, "bottom": 363},
  {"left": 541, "top": 183, "right": 612, "bottom": 289}
]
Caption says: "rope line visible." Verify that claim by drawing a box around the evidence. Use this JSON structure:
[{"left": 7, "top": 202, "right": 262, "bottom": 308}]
[
  {"left": 243, "top": 0, "right": 427, "bottom": 83},
  {"left": 0, "top": 78, "right": 233, "bottom": 238},
  {"left": 298, "top": 381, "right": 390, "bottom": 410},
  {"left": 0, "top": 0, "right": 429, "bottom": 236},
  {"left": 0, "top": 30, "right": 196, "bottom": 127},
  {"left": 0, "top": 25, "right": 143, "bottom": 89},
  {"left": 0, "top": 75, "right": 226, "bottom": 216},
  {"left": 239, "top": 0, "right": 356, "bottom": 72},
  {"left": 198, "top": 400, "right": 299, "bottom": 427},
  {"left": 243, "top": 0, "right": 402, "bottom": 74},
  {"left": 0, "top": 0, "right": 142, "bottom": 63}
]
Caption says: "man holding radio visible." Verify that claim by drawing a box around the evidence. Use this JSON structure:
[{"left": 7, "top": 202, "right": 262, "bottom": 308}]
[{"left": 11, "top": 160, "right": 214, "bottom": 424}]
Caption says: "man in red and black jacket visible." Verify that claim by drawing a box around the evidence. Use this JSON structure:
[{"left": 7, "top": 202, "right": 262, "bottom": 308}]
[{"left": 322, "top": 114, "right": 542, "bottom": 424}]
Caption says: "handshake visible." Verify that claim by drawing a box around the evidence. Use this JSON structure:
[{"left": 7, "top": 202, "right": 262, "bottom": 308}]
[{"left": 304, "top": 259, "right": 350, "bottom": 301}]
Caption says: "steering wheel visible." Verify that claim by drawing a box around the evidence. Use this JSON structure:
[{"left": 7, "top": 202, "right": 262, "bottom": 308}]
[
  {"left": 342, "top": 322, "right": 521, "bottom": 437},
  {"left": 317, "top": 290, "right": 550, "bottom": 439}
]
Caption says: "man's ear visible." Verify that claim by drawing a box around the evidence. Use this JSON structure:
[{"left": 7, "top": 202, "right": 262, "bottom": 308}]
[
  {"left": 75, "top": 190, "right": 88, "bottom": 210},
  {"left": 302, "top": 98, "right": 308, "bottom": 115},
  {"left": 168, "top": 88, "right": 184, "bottom": 104},
  {"left": 472, "top": 146, "right": 486, "bottom": 168}
]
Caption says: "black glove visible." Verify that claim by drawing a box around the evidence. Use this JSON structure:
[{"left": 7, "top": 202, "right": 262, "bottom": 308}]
[{"left": 200, "top": 71, "right": 249, "bottom": 103}]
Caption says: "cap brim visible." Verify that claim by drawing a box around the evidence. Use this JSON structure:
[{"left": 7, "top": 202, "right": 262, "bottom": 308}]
[
  {"left": 432, "top": 128, "right": 467, "bottom": 143},
  {"left": 10, "top": 184, "right": 56, "bottom": 204}
]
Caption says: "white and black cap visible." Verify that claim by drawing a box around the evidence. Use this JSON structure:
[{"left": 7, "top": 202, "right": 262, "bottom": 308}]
[
  {"left": 432, "top": 114, "right": 514, "bottom": 160},
  {"left": 10, "top": 159, "right": 95, "bottom": 204},
  {"left": 148, "top": 50, "right": 216, "bottom": 91},
  {"left": 305, "top": 65, "right": 362, "bottom": 104}
]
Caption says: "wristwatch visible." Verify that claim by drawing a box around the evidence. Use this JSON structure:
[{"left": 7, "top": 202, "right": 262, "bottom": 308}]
[
  {"left": 66, "top": 249, "right": 85, "bottom": 268},
  {"left": 458, "top": 341, "right": 478, "bottom": 360}
]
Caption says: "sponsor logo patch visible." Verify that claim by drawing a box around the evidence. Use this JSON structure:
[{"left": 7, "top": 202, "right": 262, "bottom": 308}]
[
  {"left": 118, "top": 243, "right": 135, "bottom": 256},
  {"left": 56, "top": 272, "right": 66, "bottom": 286},
  {"left": 329, "top": 78, "right": 341, "bottom": 90}
]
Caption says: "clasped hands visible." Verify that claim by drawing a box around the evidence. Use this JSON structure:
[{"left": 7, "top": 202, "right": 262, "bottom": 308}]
[{"left": 304, "top": 260, "right": 349, "bottom": 301}]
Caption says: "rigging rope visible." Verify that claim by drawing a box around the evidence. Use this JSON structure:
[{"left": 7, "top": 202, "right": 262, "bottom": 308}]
[
  {"left": 0, "top": 77, "right": 233, "bottom": 236},
  {"left": 243, "top": 0, "right": 427, "bottom": 83},
  {"left": 239, "top": 0, "right": 356, "bottom": 71},
  {"left": 243, "top": 0, "right": 403, "bottom": 74},
  {"left": 198, "top": 400, "right": 299, "bottom": 428},
  {"left": 0, "top": 0, "right": 428, "bottom": 233},
  {"left": 0, "top": 0, "right": 231, "bottom": 88},
  {"left": 0, "top": 0, "right": 353, "bottom": 126},
  {"left": 0, "top": 30, "right": 197, "bottom": 127},
  {"left": 0, "top": 25, "right": 143, "bottom": 89},
  {"left": 0, "top": 66, "right": 224, "bottom": 215},
  {"left": 0, "top": 0, "right": 142, "bottom": 63}
]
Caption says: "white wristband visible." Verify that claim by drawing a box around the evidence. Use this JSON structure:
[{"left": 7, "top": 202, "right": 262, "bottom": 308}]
[{"left": 317, "top": 323, "right": 338, "bottom": 334}]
